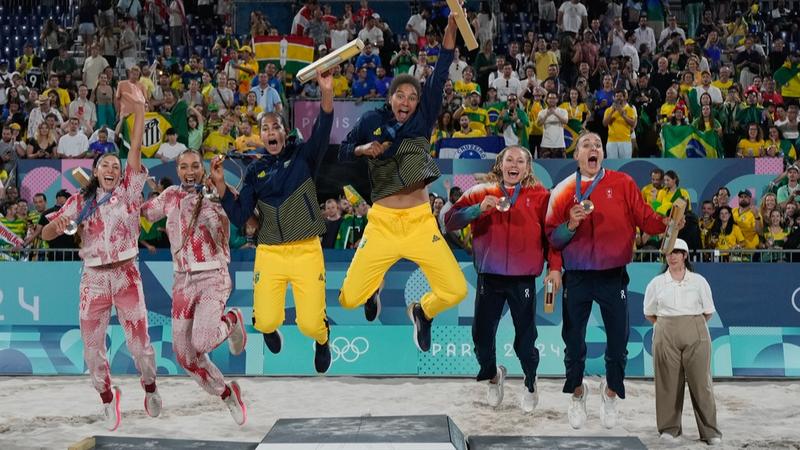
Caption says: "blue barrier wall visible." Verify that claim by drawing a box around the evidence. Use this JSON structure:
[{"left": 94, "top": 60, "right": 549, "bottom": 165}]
[{"left": 1, "top": 252, "right": 798, "bottom": 377}]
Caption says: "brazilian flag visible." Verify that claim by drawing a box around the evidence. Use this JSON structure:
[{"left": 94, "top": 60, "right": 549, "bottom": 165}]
[
  {"left": 661, "top": 124, "right": 721, "bottom": 158},
  {"left": 564, "top": 118, "right": 582, "bottom": 155},
  {"left": 774, "top": 62, "right": 800, "bottom": 87}
]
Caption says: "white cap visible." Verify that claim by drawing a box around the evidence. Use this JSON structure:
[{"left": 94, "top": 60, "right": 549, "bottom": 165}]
[{"left": 672, "top": 238, "right": 689, "bottom": 253}]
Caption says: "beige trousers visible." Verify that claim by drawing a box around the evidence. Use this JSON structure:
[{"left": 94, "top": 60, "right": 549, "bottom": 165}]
[{"left": 652, "top": 315, "right": 721, "bottom": 440}]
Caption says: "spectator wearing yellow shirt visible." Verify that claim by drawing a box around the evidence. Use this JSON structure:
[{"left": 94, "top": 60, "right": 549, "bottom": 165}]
[
  {"left": 202, "top": 119, "right": 236, "bottom": 159},
  {"left": 526, "top": 88, "right": 545, "bottom": 157},
  {"left": 737, "top": 123, "right": 765, "bottom": 157},
  {"left": 641, "top": 168, "right": 665, "bottom": 205},
  {"left": 652, "top": 170, "right": 691, "bottom": 216},
  {"left": 732, "top": 190, "right": 760, "bottom": 249},
  {"left": 331, "top": 64, "right": 350, "bottom": 98},
  {"left": 602, "top": 89, "right": 637, "bottom": 158},
  {"left": 560, "top": 88, "right": 589, "bottom": 124},
  {"left": 454, "top": 91, "right": 489, "bottom": 134},
  {"left": 659, "top": 88, "right": 679, "bottom": 123},
  {"left": 238, "top": 92, "right": 264, "bottom": 125},
  {"left": 14, "top": 43, "right": 36, "bottom": 76},
  {"left": 234, "top": 121, "right": 263, "bottom": 152},
  {"left": 711, "top": 65, "right": 734, "bottom": 98},
  {"left": 699, "top": 200, "right": 716, "bottom": 249},
  {"left": 533, "top": 37, "right": 558, "bottom": 82},
  {"left": 454, "top": 66, "right": 480, "bottom": 97},
  {"left": 138, "top": 64, "right": 156, "bottom": 100},
  {"left": 233, "top": 46, "right": 259, "bottom": 95},
  {"left": 430, "top": 111, "right": 453, "bottom": 156},
  {"left": 708, "top": 206, "right": 746, "bottom": 254},
  {"left": 42, "top": 74, "right": 72, "bottom": 110},
  {"left": 452, "top": 115, "right": 486, "bottom": 138}
]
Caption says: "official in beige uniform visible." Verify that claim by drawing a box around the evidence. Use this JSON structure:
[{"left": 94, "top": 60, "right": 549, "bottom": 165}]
[{"left": 643, "top": 239, "right": 722, "bottom": 445}]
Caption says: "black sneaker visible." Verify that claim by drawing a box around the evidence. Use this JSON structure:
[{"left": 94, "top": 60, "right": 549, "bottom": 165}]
[
  {"left": 364, "top": 284, "right": 383, "bottom": 322},
  {"left": 314, "top": 328, "right": 332, "bottom": 374},
  {"left": 262, "top": 330, "right": 283, "bottom": 354},
  {"left": 407, "top": 302, "right": 432, "bottom": 352}
]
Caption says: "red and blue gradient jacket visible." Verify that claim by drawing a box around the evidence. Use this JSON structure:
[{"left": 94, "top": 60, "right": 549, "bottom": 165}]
[
  {"left": 444, "top": 182, "right": 562, "bottom": 276},
  {"left": 545, "top": 169, "right": 666, "bottom": 271}
]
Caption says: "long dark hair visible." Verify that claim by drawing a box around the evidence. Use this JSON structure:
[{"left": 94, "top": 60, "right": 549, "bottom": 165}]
[
  {"left": 177, "top": 149, "right": 206, "bottom": 233},
  {"left": 81, "top": 152, "right": 121, "bottom": 201},
  {"left": 710, "top": 205, "right": 735, "bottom": 236}
]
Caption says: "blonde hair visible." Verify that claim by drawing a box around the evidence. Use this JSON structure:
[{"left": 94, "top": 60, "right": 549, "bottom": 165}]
[
  {"left": 573, "top": 131, "right": 602, "bottom": 157},
  {"left": 485, "top": 146, "right": 538, "bottom": 188}
]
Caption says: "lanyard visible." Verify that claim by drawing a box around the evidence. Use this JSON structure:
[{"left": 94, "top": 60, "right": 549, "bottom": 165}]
[
  {"left": 499, "top": 183, "right": 521, "bottom": 207},
  {"left": 574, "top": 168, "right": 604, "bottom": 203},
  {"left": 76, "top": 191, "right": 114, "bottom": 226}
]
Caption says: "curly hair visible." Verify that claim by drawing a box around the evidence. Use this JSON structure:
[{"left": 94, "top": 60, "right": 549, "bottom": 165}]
[{"left": 485, "top": 146, "right": 538, "bottom": 188}]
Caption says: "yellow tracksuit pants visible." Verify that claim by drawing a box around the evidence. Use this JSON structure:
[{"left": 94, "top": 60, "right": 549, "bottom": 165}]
[
  {"left": 252, "top": 237, "right": 328, "bottom": 344},
  {"left": 339, "top": 202, "right": 468, "bottom": 318}
]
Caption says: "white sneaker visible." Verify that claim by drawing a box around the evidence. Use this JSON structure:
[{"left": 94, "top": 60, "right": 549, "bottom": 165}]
[
  {"left": 520, "top": 381, "right": 539, "bottom": 413},
  {"left": 144, "top": 386, "right": 162, "bottom": 418},
  {"left": 707, "top": 437, "right": 722, "bottom": 446},
  {"left": 226, "top": 308, "right": 247, "bottom": 356},
  {"left": 567, "top": 381, "right": 588, "bottom": 429},
  {"left": 102, "top": 386, "right": 122, "bottom": 431},
  {"left": 660, "top": 433, "right": 678, "bottom": 442},
  {"left": 486, "top": 365, "right": 507, "bottom": 408},
  {"left": 223, "top": 381, "right": 247, "bottom": 426},
  {"left": 599, "top": 379, "right": 618, "bottom": 429}
]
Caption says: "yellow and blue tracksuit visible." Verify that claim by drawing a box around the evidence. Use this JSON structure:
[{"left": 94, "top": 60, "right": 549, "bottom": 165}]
[
  {"left": 221, "top": 109, "right": 332, "bottom": 344},
  {"left": 338, "top": 48, "right": 468, "bottom": 319}
]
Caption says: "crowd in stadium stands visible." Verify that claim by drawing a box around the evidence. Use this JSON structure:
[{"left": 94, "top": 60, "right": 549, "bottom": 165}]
[{"left": 1, "top": 0, "right": 800, "bottom": 260}]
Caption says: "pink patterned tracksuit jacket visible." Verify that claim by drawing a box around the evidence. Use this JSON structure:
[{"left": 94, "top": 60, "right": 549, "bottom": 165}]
[
  {"left": 142, "top": 185, "right": 234, "bottom": 396},
  {"left": 49, "top": 164, "right": 156, "bottom": 396}
]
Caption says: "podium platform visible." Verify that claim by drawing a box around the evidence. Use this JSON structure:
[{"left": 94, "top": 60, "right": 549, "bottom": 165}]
[
  {"left": 257, "top": 414, "right": 466, "bottom": 449},
  {"left": 69, "top": 416, "right": 648, "bottom": 450},
  {"left": 468, "top": 435, "right": 647, "bottom": 449},
  {"left": 67, "top": 435, "right": 258, "bottom": 450}
]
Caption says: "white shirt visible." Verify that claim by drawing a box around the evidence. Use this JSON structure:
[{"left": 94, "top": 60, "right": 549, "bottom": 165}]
[
  {"left": 156, "top": 141, "right": 187, "bottom": 160},
  {"left": 58, "top": 132, "right": 89, "bottom": 157},
  {"left": 775, "top": 118, "right": 800, "bottom": 140},
  {"left": 169, "top": 1, "right": 183, "bottom": 27},
  {"left": 659, "top": 26, "right": 686, "bottom": 46},
  {"left": 83, "top": 55, "right": 110, "bottom": 90},
  {"left": 621, "top": 42, "right": 640, "bottom": 72},
  {"left": 488, "top": 70, "right": 518, "bottom": 86},
  {"left": 358, "top": 27, "right": 383, "bottom": 47},
  {"left": 537, "top": 107, "right": 568, "bottom": 148},
  {"left": 491, "top": 76, "right": 521, "bottom": 102},
  {"left": 558, "top": 1, "right": 587, "bottom": 34},
  {"left": 643, "top": 270, "right": 716, "bottom": 317},
  {"left": 330, "top": 29, "right": 350, "bottom": 50},
  {"left": 694, "top": 85, "right": 723, "bottom": 105},
  {"left": 634, "top": 26, "right": 656, "bottom": 54},
  {"left": 449, "top": 60, "right": 468, "bottom": 83},
  {"left": 406, "top": 14, "right": 426, "bottom": 44},
  {"left": 68, "top": 98, "right": 97, "bottom": 130}
]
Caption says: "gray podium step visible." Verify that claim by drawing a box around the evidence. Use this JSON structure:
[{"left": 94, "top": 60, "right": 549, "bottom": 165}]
[
  {"left": 70, "top": 435, "right": 258, "bottom": 449},
  {"left": 468, "top": 435, "right": 648, "bottom": 450},
  {"left": 256, "top": 415, "right": 467, "bottom": 450}
]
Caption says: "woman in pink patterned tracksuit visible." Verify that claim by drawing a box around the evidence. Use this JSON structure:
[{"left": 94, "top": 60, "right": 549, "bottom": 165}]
[
  {"left": 42, "top": 81, "right": 159, "bottom": 431},
  {"left": 141, "top": 149, "right": 248, "bottom": 426}
]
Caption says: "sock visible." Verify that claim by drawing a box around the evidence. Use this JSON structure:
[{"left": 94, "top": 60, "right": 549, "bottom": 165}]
[
  {"left": 144, "top": 382, "right": 157, "bottom": 393},
  {"left": 221, "top": 385, "right": 232, "bottom": 400},
  {"left": 100, "top": 389, "right": 114, "bottom": 404}
]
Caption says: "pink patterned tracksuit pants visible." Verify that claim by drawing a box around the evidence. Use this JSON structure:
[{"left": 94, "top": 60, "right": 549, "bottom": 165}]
[
  {"left": 80, "top": 261, "right": 157, "bottom": 396},
  {"left": 172, "top": 268, "right": 233, "bottom": 396}
]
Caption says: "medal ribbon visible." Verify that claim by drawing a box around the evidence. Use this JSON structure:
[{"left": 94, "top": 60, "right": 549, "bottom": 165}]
[
  {"left": 76, "top": 191, "right": 114, "bottom": 226},
  {"left": 575, "top": 168, "right": 605, "bottom": 203},
  {"left": 499, "top": 183, "right": 521, "bottom": 207}
]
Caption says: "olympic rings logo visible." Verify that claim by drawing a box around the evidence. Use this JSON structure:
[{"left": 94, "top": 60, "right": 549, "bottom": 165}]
[
  {"left": 792, "top": 287, "right": 800, "bottom": 313},
  {"left": 329, "top": 336, "right": 370, "bottom": 363}
]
